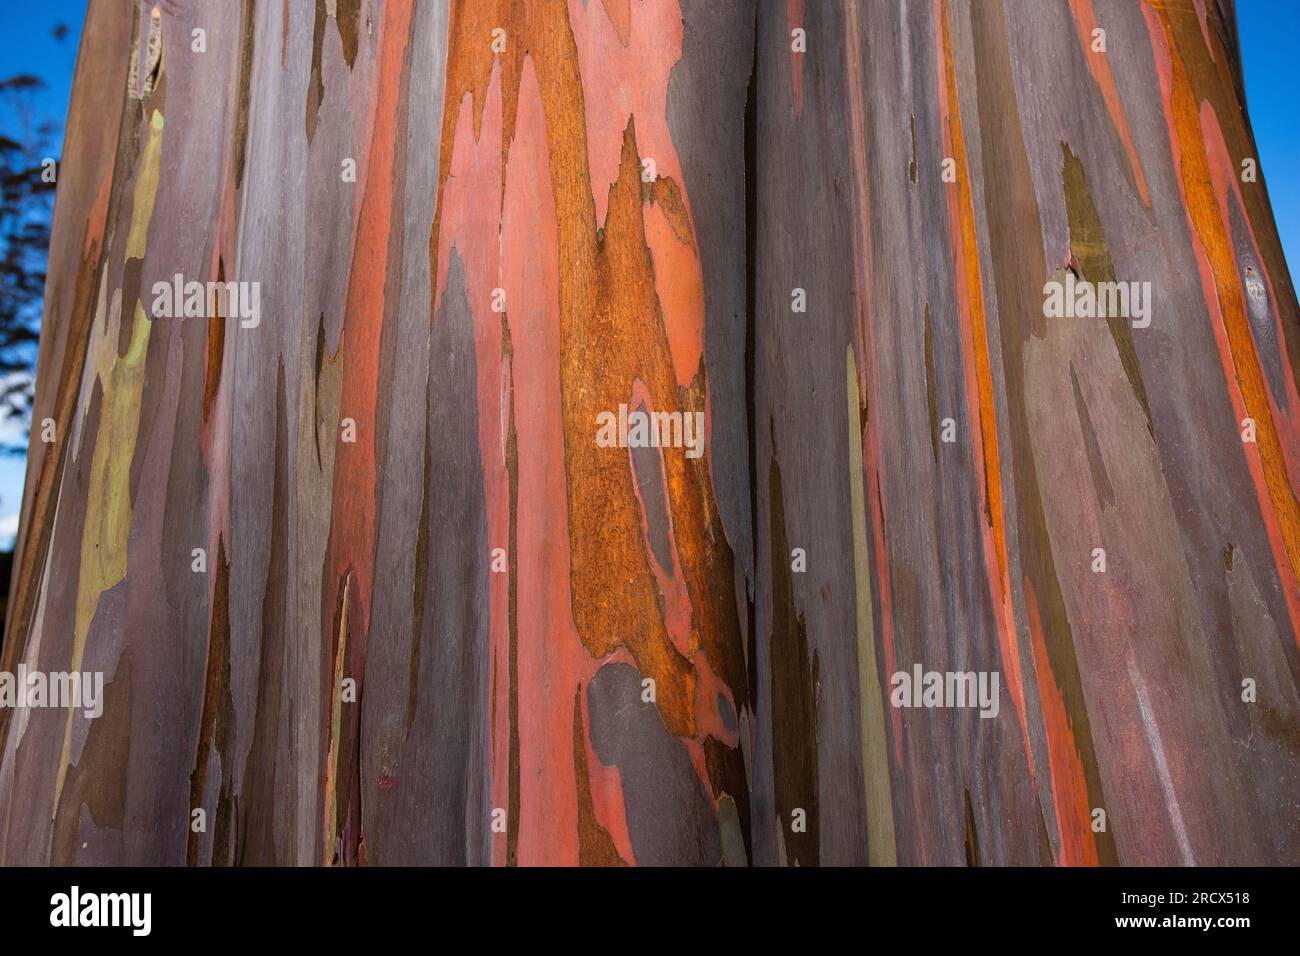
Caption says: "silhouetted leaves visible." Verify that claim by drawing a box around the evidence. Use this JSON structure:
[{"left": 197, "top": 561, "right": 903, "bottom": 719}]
[{"left": 0, "top": 70, "right": 59, "bottom": 448}]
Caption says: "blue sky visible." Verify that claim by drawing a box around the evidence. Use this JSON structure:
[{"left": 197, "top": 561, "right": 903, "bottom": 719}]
[
  {"left": 0, "top": 1, "right": 1296, "bottom": 551},
  {"left": 0, "top": 0, "right": 83, "bottom": 548},
  {"left": 0, "top": 0, "right": 82, "bottom": 121},
  {"left": 1239, "top": 0, "right": 1300, "bottom": 283}
]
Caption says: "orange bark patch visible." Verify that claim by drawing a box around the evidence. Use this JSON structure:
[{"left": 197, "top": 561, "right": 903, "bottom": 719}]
[
  {"left": 431, "top": 0, "right": 747, "bottom": 863},
  {"left": 938, "top": 0, "right": 1029, "bottom": 750},
  {"left": 1149, "top": 2, "right": 1300, "bottom": 641},
  {"left": 1025, "top": 579, "right": 1099, "bottom": 866}
]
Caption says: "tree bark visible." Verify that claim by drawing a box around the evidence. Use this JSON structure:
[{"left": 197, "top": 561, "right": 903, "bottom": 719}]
[{"left": 1, "top": 0, "right": 1297, "bottom": 866}]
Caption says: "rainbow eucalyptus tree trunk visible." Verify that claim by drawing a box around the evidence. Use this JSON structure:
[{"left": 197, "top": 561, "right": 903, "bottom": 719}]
[
  {"left": 1, "top": 0, "right": 1297, "bottom": 868},
  {"left": 752, "top": 0, "right": 1299, "bottom": 866},
  {"left": 0, "top": 0, "right": 755, "bottom": 867}
]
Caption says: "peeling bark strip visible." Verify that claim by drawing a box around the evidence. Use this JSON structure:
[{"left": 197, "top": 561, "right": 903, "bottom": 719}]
[{"left": 0, "top": 0, "right": 1297, "bottom": 866}]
